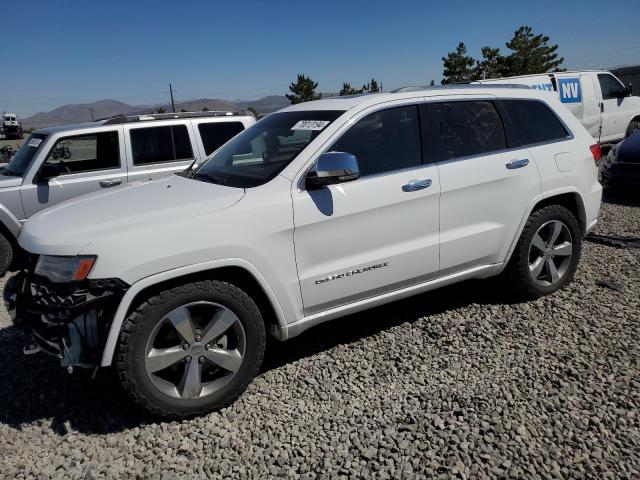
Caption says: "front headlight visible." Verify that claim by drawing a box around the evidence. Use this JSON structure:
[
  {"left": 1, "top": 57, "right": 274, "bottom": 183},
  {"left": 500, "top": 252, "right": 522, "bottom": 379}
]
[{"left": 34, "top": 255, "right": 96, "bottom": 283}]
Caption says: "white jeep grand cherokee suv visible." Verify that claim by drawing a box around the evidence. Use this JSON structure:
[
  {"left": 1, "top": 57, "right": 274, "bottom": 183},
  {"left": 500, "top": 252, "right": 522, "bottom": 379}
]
[{"left": 7, "top": 85, "right": 602, "bottom": 418}]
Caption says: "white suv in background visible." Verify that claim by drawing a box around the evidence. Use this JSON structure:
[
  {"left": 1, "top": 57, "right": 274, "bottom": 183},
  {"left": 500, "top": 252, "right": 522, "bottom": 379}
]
[
  {"left": 8, "top": 85, "right": 602, "bottom": 418},
  {"left": 0, "top": 111, "right": 255, "bottom": 274}
]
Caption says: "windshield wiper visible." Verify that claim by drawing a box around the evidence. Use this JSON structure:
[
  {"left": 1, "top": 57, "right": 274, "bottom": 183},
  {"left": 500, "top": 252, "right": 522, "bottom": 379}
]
[{"left": 193, "top": 171, "right": 228, "bottom": 186}]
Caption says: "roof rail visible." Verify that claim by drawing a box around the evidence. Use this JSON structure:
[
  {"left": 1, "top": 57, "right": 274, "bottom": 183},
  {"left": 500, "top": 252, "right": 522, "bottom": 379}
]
[
  {"left": 100, "top": 110, "right": 249, "bottom": 125},
  {"left": 391, "top": 84, "right": 532, "bottom": 93}
]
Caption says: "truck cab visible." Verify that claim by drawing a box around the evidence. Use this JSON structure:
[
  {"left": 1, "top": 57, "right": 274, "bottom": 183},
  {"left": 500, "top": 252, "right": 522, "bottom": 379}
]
[{"left": 478, "top": 70, "right": 640, "bottom": 144}]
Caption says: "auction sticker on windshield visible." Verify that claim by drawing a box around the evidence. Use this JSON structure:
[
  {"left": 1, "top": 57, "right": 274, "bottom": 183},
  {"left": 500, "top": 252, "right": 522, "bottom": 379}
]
[
  {"left": 28, "top": 138, "right": 43, "bottom": 148},
  {"left": 291, "top": 120, "right": 330, "bottom": 131}
]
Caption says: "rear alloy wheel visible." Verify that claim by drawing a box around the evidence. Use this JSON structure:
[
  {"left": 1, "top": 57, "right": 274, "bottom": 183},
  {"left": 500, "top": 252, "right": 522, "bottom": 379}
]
[
  {"left": 527, "top": 220, "right": 573, "bottom": 288},
  {"left": 116, "top": 280, "right": 265, "bottom": 418},
  {"left": 501, "top": 205, "right": 581, "bottom": 299}
]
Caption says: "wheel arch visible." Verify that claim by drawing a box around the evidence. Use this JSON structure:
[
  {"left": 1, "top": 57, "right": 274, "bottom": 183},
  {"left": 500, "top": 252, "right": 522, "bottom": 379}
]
[
  {"left": 100, "top": 260, "right": 289, "bottom": 367},
  {"left": 502, "top": 189, "right": 587, "bottom": 269}
]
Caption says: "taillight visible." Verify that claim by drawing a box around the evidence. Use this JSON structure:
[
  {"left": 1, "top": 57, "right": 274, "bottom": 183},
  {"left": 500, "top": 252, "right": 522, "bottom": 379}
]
[{"left": 590, "top": 144, "right": 601, "bottom": 162}]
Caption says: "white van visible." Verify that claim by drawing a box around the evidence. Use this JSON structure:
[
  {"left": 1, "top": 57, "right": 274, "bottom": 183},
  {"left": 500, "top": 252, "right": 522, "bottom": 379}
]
[{"left": 478, "top": 70, "right": 640, "bottom": 144}]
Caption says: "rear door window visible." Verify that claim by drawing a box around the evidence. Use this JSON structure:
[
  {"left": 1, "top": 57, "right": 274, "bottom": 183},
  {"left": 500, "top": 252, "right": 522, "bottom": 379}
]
[
  {"left": 130, "top": 125, "right": 193, "bottom": 165},
  {"left": 429, "top": 101, "right": 506, "bottom": 161},
  {"left": 501, "top": 99, "right": 569, "bottom": 145},
  {"left": 197, "top": 122, "right": 245, "bottom": 156},
  {"left": 43, "top": 131, "right": 120, "bottom": 174}
]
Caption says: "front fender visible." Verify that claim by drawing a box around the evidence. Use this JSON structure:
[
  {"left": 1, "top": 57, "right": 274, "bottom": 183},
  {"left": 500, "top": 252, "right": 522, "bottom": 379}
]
[
  {"left": 0, "top": 203, "right": 23, "bottom": 238},
  {"left": 100, "top": 258, "right": 289, "bottom": 367}
]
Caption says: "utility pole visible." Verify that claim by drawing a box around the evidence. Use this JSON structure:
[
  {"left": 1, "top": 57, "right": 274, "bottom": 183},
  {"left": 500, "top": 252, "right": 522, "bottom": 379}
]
[{"left": 169, "top": 83, "right": 176, "bottom": 113}]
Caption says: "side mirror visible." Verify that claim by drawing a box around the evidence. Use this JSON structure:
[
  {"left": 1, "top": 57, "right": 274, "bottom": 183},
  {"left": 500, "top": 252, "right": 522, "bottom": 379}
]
[
  {"left": 305, "top": 152, "right": 360, "bottom": 190},
  {"left": 35, "top": 163, "right": 60, "bottom": 183}
]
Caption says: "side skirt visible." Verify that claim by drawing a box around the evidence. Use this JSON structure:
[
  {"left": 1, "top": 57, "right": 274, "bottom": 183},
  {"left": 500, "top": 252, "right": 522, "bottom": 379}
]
[{"left": 285, "top": 263, "right": 503, "bottom": 339}]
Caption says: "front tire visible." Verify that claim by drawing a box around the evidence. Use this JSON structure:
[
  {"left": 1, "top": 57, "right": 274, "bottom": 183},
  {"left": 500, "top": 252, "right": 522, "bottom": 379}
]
[
  {"left": 116, "top": 280, "right": 265, "bottom": 419},
  {"left": 501, "top": 205, "right": 582, "bottom": 299},
  {"left": 0, "top": 232, "right": 14, "bottom": 276}
]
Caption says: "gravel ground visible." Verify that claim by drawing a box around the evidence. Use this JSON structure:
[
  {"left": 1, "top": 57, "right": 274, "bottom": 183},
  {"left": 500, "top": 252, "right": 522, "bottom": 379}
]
[{"left": 0, "top": 194, "right": 639, "bottom": 479}]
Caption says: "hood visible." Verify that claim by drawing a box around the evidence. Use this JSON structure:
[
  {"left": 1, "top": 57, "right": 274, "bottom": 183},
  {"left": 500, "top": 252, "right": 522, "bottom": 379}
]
[
  {"left": 0, "top": 175, "right": 23, "bottom": 188},
  {"left": 19, "top": 175, "right": 245, "bottom": 255}
]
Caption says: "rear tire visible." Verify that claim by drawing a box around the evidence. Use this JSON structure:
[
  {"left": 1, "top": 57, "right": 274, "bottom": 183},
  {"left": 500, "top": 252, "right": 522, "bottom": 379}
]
[
  {"left": 0, "top": 233, "right": 14, "bottom": 276},
  {"left": 116, "top": 279, "right": 266, "bottom": 419},
  {"left": 501, "top": 205, "right": 582, "bottom": 300},
  {"left": 627, "top": 120, "right": 640, "bottom": 137}
]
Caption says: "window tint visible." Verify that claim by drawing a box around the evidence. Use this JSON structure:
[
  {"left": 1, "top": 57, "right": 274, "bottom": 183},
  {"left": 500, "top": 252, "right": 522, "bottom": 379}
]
[
  {"left": 501, "top": 100, "right": 569, "bottom": 146},
  {"left": 130, "top": 125, "right": 193, "bottom": 165},
  {"left": 44, "top": 131, "right": 119, "bottom": 174},
  {"left": 430, "top": 101, "right": 506, "bottom": 161},
  {"left": 330, "top": 105, "right": 422, "bottom": 177},
  {"left": 598, "top": 73, "right": 626, "bottom": 100},
  {"left": 198, "top": 122, "right": 245, "bottom": 156}
]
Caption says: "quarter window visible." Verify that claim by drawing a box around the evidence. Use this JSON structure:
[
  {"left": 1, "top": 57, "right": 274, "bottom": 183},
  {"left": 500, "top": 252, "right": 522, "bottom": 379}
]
[
  {"left": 501, "top": 100, "right": 569, "bottom": 146},
  {"left": 43, "top": 131, "right": 120, "bottom": 174},
  {"left": 598, "top": 73, "right": 626, "bottom": 100},
  {"left": 130, "top": 125, "right": 193, "bottom": 165},
  {"left": 198, "top": 122, "right": 245, "bottom": 156},
  {"left": 429, "top": 101, "right": 506, "bottom": 161},
  {"left": 330, "top": 105, "right": 422, "bottom": 177}
]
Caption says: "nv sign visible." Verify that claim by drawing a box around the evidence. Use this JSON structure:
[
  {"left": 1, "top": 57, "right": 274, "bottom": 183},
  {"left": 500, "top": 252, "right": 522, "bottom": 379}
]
[{"left": 558, "top": 78, "right": 582, "bottom": 104}]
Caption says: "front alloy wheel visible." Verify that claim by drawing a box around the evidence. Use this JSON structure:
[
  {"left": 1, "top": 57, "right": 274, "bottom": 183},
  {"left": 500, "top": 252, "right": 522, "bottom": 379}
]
[
  {"left": 145, "top": 301, "right": 246, "bottom": 400},
  {"left": 116, "top": 280, "right": 265, "bottom": 418}
]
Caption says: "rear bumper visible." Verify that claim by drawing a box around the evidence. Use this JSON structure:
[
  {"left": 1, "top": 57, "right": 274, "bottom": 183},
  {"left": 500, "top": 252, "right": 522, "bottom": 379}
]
[{"left": 5, "top": 271, "right": 128, "bottom": 368}]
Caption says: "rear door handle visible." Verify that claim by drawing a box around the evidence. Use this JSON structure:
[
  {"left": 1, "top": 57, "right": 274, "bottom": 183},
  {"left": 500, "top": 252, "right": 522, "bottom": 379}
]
[
  {"left": 402, "top": 178, "right": 432, "bottom": 192},
  {"left": 99, "top": 178, "right": 122, "bottom": 188},
  {"left": 505, "top": 159, "right": 529, "bottom": 170}
]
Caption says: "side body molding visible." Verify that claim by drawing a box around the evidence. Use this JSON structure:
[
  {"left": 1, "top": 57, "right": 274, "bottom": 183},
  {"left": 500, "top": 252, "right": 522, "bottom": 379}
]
[{"left": 100, "top": 258, "right": 289, "bottom": 366}]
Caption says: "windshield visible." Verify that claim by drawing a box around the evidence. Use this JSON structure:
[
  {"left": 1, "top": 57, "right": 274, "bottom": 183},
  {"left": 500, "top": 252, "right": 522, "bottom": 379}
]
[
  {"left": 3, "top": 133, "right": 48, "bottom": 177},
  {"left": 192, "top": 110, "right": 343, "bottom": 188}
]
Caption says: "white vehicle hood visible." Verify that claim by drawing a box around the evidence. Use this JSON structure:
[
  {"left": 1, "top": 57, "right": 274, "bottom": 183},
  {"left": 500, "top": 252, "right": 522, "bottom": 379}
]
[
  {"left": 0, "top": 175, "right": 23, "bottom": 188},
  {"left": 19, "top": 175, "right": 245, "bottom": 256}
]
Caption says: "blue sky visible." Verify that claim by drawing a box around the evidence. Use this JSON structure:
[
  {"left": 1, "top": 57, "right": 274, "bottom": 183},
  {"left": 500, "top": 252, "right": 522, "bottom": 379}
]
[{"left": 1, "top": 0, "right": 639, "bottom": 117}]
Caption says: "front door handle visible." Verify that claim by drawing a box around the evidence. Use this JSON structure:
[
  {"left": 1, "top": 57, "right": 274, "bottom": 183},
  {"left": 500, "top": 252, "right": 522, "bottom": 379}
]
[
  {"left": 402, "top": 178, "right": 432, "bottom": 192},
  {"left": 99, "top": 178, "right": 123, "bottom": 188},
  {"left": 506, "top": 159, "right": 529, "bottom": 170}
]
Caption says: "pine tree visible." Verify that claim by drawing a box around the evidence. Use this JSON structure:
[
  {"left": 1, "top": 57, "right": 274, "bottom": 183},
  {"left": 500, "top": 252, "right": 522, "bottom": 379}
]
[
  {"left": 504, "top": 26, "right": 564, "bottom": 75},
  {"left": 339, "top": 82, "right": 359, "bottom": 96},
  {"left": 286, "top": 74, "right": 320, "bottom": 104},
  {"left": 368, "top": 78, "right": 380, "bottom": 93},
  {"left": 475, "top": 46, "right": 507, "bottom": 79},
  {"left": 247, "top": 106, "right": 259, "bottom": 118},
  {"left": 441, "top": 42, "right": 477, "bottom": 84}
]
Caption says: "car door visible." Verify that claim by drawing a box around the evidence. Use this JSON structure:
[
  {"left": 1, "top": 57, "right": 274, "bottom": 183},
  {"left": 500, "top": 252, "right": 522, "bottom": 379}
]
[
  {"left": 20, "top": 127, "right": 127, "bottom": 218},
  {"left": 124, "top": 121, "right": 201, "bottom": 183},
  {"left": 292, "top": 102, "right": 440, "bottom": 316},
  {"left": 597, "top": 72, "right": 631, "bottom": 141},
  {"left": 428, "top": 97, "right": 540, "bottom": 273}
]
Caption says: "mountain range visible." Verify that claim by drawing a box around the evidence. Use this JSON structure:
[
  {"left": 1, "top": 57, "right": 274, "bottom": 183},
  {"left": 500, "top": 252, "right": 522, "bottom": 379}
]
[{"left": 20, "top": 95, "right": 291, "bottom": 128}]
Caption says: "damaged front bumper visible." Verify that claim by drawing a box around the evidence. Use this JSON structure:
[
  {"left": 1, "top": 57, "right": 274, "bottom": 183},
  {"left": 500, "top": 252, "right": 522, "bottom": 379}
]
[{"left": 5, "top": 270, "right": 128, "bottom": 369}]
